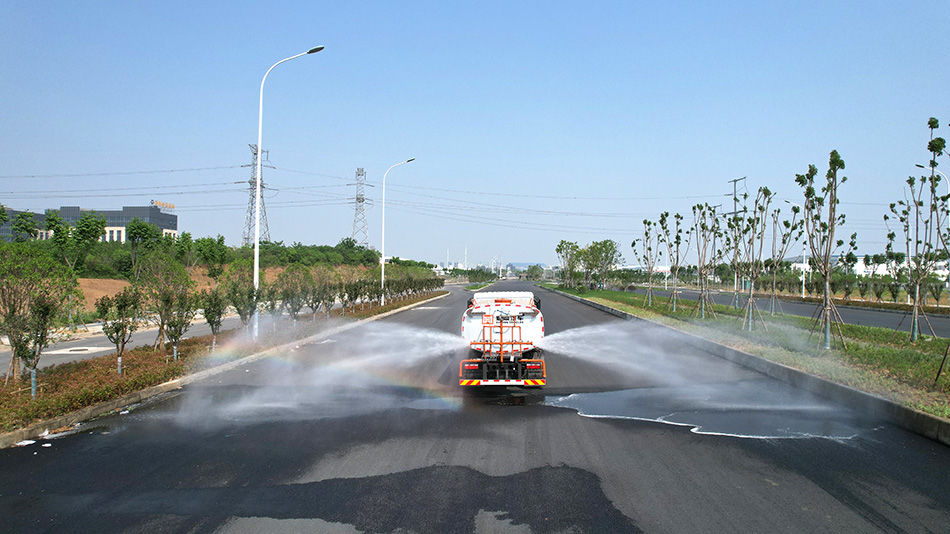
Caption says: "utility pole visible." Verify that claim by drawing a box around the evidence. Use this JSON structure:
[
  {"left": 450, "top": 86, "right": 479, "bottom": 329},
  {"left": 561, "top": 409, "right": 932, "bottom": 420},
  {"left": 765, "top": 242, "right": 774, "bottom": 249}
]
[
  {"left": 242, "top": 144, "right": 274, "bottom": 246},
  {"left": 349, "top": 168, "right": 370, "bottom": 248},
  {"left": 725, "top": 176, "right": 747, "bottom": 309}
]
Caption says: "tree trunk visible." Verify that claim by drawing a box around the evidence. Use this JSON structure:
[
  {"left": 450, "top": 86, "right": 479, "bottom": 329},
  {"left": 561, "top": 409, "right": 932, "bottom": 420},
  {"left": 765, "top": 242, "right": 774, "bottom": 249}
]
[
  {"left": 823, "top": 276, "right": 832, "bottom": 350},
  {"left": 912, "top": 282, "right": 920, "bottom": 342}
]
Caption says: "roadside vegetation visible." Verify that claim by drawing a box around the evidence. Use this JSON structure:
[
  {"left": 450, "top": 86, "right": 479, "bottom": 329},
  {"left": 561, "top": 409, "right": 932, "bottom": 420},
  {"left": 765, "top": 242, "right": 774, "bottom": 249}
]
[
  {"left": 0, "top": 215, "right": 445, "bottom": 422},
  {"left": 0, "top": 286, "right": 447, "bottom": 433},
  {"left": 546, "top": 118, "right": 950, "bottom": 419}
]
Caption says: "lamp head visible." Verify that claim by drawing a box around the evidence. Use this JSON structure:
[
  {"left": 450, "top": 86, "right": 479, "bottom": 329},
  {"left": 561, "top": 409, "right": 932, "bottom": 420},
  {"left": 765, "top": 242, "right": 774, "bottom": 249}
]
[
  {"left": 406, "top": 157, "right": 416, "bottom": 163},
  {"left": 915, "top": 163, "right": 926, "bottom": 169},
  {"left": 307, "top": 46, "right": 325, "bottom": 54}
]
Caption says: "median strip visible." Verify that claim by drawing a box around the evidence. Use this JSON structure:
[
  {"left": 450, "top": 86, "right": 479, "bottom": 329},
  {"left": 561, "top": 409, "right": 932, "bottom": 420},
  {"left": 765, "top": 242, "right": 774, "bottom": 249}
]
[{"left": 0, "top": 291, "right": 449, "bottom": 448}]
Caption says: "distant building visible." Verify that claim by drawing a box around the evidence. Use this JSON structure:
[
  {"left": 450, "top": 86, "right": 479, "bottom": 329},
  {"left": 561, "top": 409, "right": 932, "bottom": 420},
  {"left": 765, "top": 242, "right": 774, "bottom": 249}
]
[{"left": 0, "top": 204, "right": 178, "bottom": 243}]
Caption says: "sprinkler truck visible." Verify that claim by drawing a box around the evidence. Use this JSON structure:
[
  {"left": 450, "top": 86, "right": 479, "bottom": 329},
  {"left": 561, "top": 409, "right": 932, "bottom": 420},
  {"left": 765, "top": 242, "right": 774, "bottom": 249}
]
[{"left": 459, "top": 291, "right": 545, "bottom": 387}]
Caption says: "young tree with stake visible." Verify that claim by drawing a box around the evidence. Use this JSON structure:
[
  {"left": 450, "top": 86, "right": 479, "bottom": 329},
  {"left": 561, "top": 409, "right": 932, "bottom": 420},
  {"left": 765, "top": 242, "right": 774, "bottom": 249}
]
[
  {"left": 738, "top": 187, "right": 775, "bottom": 330},
  {"left": 691, "top": 204, "right": 723, "bottom": 319},
  {"left": 795, "top": 151, "right": 857, "bottom": 350},
  {"left": 769, "top": 204, "right": 802, "bottom": 315},
  {"left": 631, "top": 219, "right": 662, "bottom": 307},
  {"left": 658, "top": 212, "right": 690, "bottom": 312}
]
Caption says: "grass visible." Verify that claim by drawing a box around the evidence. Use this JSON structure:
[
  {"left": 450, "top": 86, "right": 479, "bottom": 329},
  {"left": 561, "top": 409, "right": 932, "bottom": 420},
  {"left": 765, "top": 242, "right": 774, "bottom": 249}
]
[
  {"left": 0, "top": 290, "right": 448, "bottom": 433},
  {"left": 465, "top": 282, "right": 492, "bottom": 291},
  {"left": 544, "top": 283, "right": 950, "bottom": 420}
]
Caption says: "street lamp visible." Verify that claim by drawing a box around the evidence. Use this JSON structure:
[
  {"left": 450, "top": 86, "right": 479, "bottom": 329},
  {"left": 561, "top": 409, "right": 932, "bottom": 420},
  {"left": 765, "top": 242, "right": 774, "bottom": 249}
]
[
  {"left": 785, "top": 200, "right": 807, "bottom": 298},
  {"left": 253, "top": 45, "right": 324, "bottom": 339},
  {"left": 380, "top": 157, "right": 415, "bottom": 306}
]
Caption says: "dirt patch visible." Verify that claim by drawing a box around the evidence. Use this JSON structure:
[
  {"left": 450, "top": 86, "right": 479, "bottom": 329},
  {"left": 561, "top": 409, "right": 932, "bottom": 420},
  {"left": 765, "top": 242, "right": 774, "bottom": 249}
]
[{"left": 78, "top": 278, "right": 131, "bottom": 311}]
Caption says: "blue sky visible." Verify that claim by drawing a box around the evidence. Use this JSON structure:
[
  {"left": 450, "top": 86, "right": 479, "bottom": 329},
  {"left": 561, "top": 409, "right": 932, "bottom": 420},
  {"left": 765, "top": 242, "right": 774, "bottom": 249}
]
[{"left": 2, "top": 2, "right": 948, "bottom": 267}]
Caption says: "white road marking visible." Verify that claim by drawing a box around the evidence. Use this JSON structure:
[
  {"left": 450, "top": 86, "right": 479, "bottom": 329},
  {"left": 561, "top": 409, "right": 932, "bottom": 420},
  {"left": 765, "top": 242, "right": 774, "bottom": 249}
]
[{"left": 43, "top": 346, "right": 112, "bottom": 355}]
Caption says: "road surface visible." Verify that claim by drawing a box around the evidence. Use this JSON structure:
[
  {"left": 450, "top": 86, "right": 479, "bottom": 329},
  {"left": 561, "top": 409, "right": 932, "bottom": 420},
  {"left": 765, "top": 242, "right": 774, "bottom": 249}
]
[{"left": 1, "top": 280, "right": 947, "bottom": 532}]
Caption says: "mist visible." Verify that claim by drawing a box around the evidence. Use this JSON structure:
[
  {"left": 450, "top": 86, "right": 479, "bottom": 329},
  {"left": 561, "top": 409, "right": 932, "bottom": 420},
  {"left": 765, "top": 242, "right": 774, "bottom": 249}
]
[
  {"left": 169, "top": 320, "right": 468, "bottom": 428},
  {"left": 539, "top": 322, "right": 875, "bottom": 439}
]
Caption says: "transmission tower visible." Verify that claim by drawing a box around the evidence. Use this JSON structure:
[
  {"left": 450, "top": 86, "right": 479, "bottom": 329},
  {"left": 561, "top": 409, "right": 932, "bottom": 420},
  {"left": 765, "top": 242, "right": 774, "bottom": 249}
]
[
  {"left": 350, "top": 167, "right": 370, "bottom": 247},
  {"left": 242, "top": 144, "right": 273, "bottom": 246}
]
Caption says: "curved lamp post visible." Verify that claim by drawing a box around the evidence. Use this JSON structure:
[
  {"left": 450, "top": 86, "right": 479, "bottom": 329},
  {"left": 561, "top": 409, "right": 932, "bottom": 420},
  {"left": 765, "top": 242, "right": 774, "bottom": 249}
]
[
  {"left": 253, "top": 45, "right": 324, "bottom": 339},
  {"left": 380, "top": 157, "right": 415, "bottom": 306}
]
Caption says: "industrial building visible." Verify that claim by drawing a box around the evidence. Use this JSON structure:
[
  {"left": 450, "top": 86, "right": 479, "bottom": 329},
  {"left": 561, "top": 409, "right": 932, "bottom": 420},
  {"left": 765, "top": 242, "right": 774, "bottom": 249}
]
[{"left": 0, "top": 203, "right": 178, "bottom": 243}]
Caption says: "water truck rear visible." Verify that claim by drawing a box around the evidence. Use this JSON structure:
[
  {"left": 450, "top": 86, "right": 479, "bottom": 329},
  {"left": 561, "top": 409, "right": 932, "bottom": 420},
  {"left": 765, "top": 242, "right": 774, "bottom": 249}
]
[{"left": 459, "top": 291, "right": 545, "bottom": 387}]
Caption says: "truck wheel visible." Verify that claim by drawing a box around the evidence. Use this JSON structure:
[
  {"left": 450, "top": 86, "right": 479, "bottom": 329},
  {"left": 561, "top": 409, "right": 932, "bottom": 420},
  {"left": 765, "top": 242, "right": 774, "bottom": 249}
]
[{"left": 533, "top": 296, "right": 541, "bottom": 310}]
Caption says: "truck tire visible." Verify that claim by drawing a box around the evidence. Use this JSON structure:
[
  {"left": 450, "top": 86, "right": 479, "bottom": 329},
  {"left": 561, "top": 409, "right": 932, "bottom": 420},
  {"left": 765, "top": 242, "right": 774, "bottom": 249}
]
[{"left": 533, "top": 296, "right": 541, "bottom": 310}]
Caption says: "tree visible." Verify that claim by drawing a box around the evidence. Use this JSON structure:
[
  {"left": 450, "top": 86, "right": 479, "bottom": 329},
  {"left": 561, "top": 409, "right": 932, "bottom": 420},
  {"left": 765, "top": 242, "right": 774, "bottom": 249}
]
[
  {"left": 555, "top": 240, "right": 581, "bottom": 288},
  {"left": 796, "top": 150, "right": 857, "bottom": 349},
  {"left": 769, "top": 204, "right": 802, "bottom": 315},
  {"left": 195, "top": 235, "right": 230, "bottom": 288},
  {"left": 199, "top": 287, "right": 226, "bottom": 351},
  {"left": 222, "top": 258, "right": 258, "bottom": 330},
  {"left": 578, "top": 246, "right": 596, "bottom": 289},
  {"left": 11, "top": 212, "right": 38, "bottom": 242},
  {"left": 260, "top": 283, "right": 283, "bottom": 332},
  {"left": 44, "top": 211, "right": 107, "bottom": 273},
  {"left": 0, "top": 204, "right": 7, "bottom": 226},
  {"left": 171, "top": 232, "right": 196, "bottom": 267},
  {"left": 658, "top": 212, "right": 690, "bottom": 312},
  {"left": 276, "top": 263, "right": 312, "bottom": 326},
  {"left": 126, "top": 218, "right": 162, "bottom": 280},
  {"left": 738, "top": 187, "right": 774, "bottom": 330},
  {"left": 0, "top": 244, "right": 78, "bottom": 391},
  {"left": 96, "top": 285, "right": 142, "bottom": 372},
  {"left": 586, "top": 240, "right": 622, "bottom": 289},
  {"left": 885, "top": 173, "right": 942, "bottom": 340},
  {"left": 524, "top": 264, "right": 544, "bottom": 280},
  {"left": 165, "top": 290, "right": 198, "bottom": 361},
  {"left": 312, "top": 265, "right": 338, "bottom": 318},
  {"left": 139, "top": 251, "right": 194, "bottom": 350},
  {"left": 691, "top": 204, "right": 723, "bottom": 319},
  {"left": 631, "top": 219, "right": 662, "bottom": 306}
]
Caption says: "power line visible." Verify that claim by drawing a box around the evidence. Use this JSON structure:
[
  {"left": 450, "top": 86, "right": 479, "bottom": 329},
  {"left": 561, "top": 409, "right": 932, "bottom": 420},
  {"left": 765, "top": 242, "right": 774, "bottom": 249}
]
[
  {"left": 2, "top": 186, "right": 246, "bottom": 200},
  {"left": 0, "top": 165, "right": 242, "bottom": 179},
  {"left": 0, "top": 180, "right": 244, "bottom": 195},
  {"left": 384, "top": 183, "right": 729, "bottom": 202}
]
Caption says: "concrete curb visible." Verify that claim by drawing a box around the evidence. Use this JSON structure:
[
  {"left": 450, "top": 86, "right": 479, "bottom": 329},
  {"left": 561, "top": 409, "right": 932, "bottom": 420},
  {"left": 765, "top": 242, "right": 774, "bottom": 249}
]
[
  {"left": 0, "top": 291, "right": 450, "bottom": 449},
  {"left": 541, "top": 286, "right": 950, "bottom": 446}
]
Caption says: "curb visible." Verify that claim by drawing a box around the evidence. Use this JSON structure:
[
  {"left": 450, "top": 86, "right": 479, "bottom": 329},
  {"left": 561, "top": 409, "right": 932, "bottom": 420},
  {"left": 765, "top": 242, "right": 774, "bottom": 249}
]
[
  {"left": 0, "top": 291, "right": 450, "bottom": 449},
  {"left": 541, "top": 286, "right": 950, "bottom": 447}
]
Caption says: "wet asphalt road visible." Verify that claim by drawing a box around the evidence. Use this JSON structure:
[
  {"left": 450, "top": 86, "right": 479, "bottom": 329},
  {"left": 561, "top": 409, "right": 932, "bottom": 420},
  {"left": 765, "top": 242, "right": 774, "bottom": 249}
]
[{"left": 1, "top": 280, "right": 948, "bottom": 532}]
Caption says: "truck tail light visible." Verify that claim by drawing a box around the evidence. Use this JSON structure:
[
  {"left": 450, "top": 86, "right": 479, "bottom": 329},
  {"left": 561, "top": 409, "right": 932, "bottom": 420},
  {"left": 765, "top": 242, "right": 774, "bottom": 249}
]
[
  {"left": 463, "top": 364, "right": 479, "bottom": 370},
  {"left": 525, "top": 362, "right": 541, "bottom": 369}
]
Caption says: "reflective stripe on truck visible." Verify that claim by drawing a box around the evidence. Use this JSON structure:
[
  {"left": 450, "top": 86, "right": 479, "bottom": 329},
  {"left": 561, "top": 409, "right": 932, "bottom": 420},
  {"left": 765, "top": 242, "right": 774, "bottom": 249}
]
[{"left": 459, "top": 379, "right": 546, "bottom": 386}]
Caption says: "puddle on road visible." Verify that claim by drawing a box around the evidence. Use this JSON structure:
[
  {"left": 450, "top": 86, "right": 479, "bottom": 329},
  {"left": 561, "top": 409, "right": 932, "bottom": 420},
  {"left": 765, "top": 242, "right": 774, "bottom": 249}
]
[{"left": 547, "top": 379, "right": 878, "bottom": 440}]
